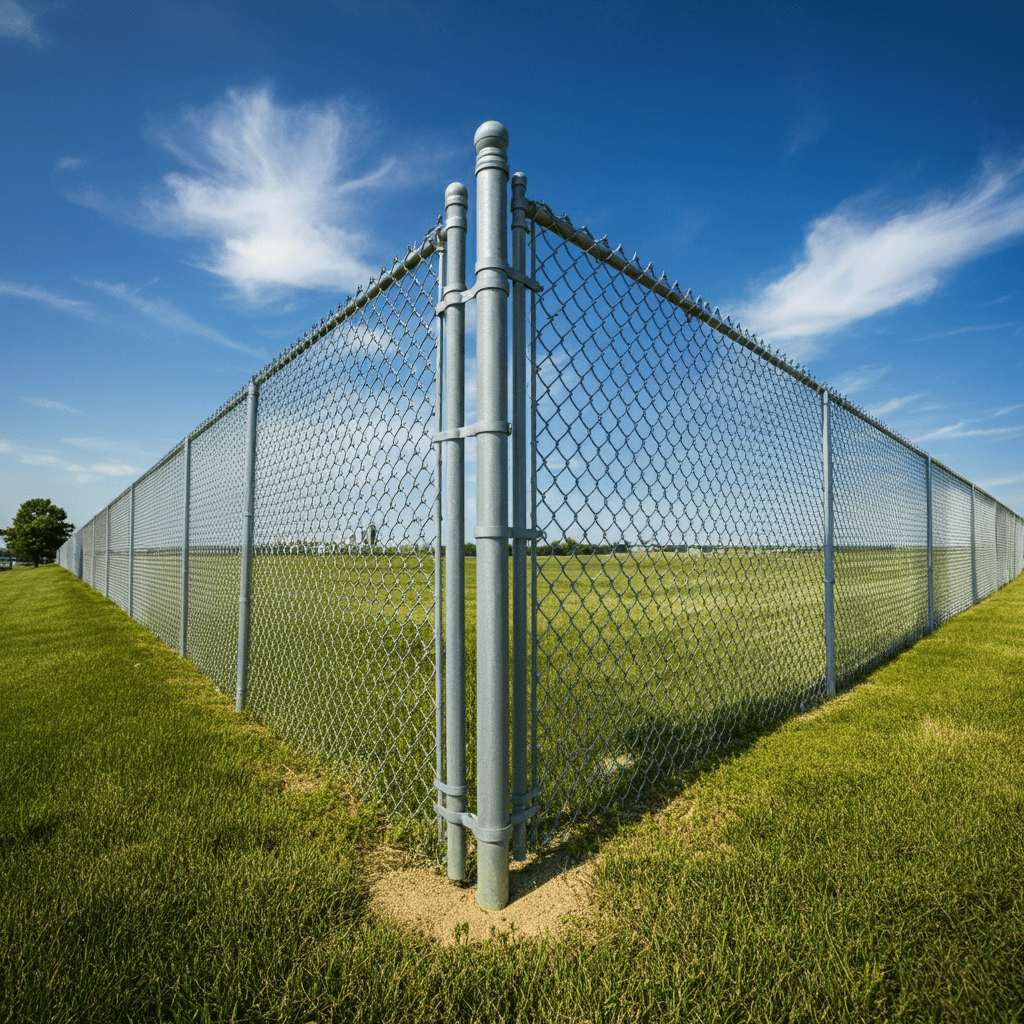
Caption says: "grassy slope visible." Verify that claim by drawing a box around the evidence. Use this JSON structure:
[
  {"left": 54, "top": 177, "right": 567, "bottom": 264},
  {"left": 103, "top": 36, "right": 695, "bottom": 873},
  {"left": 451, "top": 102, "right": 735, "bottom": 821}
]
[{"left": 1, "top": 564, "right": 1022, "bottom": 1023}]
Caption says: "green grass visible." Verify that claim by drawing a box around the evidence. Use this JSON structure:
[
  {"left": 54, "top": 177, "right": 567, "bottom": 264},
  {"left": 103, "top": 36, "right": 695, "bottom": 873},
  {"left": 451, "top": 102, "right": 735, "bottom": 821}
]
[
  {"left": 74, "top": 545, "right": 997, "bottom": 848},
  {"left": 2, "top": 563, "right": 1023, "bottom": 1022}
]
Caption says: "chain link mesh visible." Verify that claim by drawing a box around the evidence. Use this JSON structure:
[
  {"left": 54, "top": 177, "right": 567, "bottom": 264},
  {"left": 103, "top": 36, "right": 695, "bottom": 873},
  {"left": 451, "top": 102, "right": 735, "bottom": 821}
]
[
  {"left": 132, "top": 449, "right": 184, "bottom": 650},
  {"left": 186, "top": 404, "right": 247, "bottom": 698},
  {"left": 931, "top": 466, "right": 973, "bottom": 627},
  {"left": 50, "top": 194, "right": 1024, "bottom": 854},
  {"left": 107, "top": 489, "right": 131, "bottom": 612},
  {"left": 246, "top": 250, "right": 439, "bottom": 817},
  {"left": 975, "top": 492, "right": 998, "bottom": 600},
  {"left": 830, "top": 403, "right": 929, "bottom": 681},
  {"left": 529, "top": 215, "right": 827, "bottom": 844}
]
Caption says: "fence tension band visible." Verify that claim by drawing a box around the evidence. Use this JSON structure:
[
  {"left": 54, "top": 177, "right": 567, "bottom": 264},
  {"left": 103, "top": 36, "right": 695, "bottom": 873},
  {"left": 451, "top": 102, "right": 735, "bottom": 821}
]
[
  {"left": 474, "top": 525, "right": 544, "bottom": 541},
  {"left": 435, "top": 265, "right": 541, "bottom": 316},
  {"left": 432, "top": 420, "right": 510, "bottom": 445},
  {"left": 433, "top": 786, "right": 540, "bottom": 844}
]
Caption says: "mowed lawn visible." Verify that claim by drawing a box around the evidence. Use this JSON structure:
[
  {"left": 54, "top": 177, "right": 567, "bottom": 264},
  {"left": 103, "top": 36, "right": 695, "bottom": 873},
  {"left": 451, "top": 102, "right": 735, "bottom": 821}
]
[
  {"left": 81, "top": 544, "right": 971, "bottom": 842},
  {"left": 1, "top": 563, "right": 1022, "bottom": 1022}
]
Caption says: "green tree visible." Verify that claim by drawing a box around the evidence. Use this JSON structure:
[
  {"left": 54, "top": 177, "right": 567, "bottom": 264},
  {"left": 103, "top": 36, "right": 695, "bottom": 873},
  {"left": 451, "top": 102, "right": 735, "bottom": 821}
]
[{"left": 1, "top": 499, "right": 74, "bottom": 567}]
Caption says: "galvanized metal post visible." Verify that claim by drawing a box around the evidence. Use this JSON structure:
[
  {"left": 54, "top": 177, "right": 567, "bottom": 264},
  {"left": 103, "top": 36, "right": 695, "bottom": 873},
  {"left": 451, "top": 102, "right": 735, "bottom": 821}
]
[
  {"left": 529, "top": 217, "right": 540, "bottom": 843},
  {"left": 180, "top": 437, "right": 191, "bottom": 658},
  {"left": 970, "top": 484, "right": 978, "bottom": 605},
  {"left": 473, "top": 121, "right": 511, "bottom": 910},
  {"left": 434, "top": 230, "right": 446, "bottom": 849},
  {"left": 926, "top": 457, "right": 934, "bottom": 634},
  {"left": 128, "top": 483, "right": 135, "bottom": 617},
  {"left": 104, "top": 505, "right": 110, "bottom": 597},
  {"left": 510, "top": 170, "right": 530, "bottom": 862},
  {"left": 822, "top": 391, "right": 835, "bottom": 698},
  {"left": 443, "top": 182, "right": 468, "bottom": 881},
  {"left": 236, "top": 380, "right": 259, "bottom": 713}
]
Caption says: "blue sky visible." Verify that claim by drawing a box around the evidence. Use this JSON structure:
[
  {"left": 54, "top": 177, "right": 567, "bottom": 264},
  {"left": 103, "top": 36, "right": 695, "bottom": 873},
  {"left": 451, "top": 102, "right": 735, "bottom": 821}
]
[{"left": 2, "top": 0, "right": 1023, "bottom": 536}]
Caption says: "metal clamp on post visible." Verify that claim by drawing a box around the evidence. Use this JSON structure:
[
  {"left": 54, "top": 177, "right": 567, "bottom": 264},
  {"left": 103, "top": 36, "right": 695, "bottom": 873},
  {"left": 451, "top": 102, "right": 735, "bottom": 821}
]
[
  {"left": 474, "top": 524, "right": 544, "bottom": 540},
  {"left": 432, "top": 420, "right": 511, "bottom": 445},
  {"left": 436, "top": 266, "right": 541, "bottom": 317},
  {"left": 433, "top": 778, "right": 468, "bottom": 799},
  {"left": 433, "top": 786, "right": 540, "bottom": 845}
]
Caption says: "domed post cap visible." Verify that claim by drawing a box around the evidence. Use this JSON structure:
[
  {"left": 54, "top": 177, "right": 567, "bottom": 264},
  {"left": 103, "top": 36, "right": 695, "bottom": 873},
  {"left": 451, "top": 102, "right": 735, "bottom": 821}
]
[
  {"left": 474, "top": 121, "right": 509, "bottom": 154},
  {"left": 445, "top": 182, "right": 469, "bottom": 206}
]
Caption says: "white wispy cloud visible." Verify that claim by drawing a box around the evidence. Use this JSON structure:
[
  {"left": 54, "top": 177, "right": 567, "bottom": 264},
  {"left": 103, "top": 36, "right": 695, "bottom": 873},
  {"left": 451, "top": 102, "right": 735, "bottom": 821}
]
[
  {"left": 867, "top": 393, "right": 926, "bottom": 417},
  {"left": 921, "top": 322, "right": 1015, "bottom": 340},
  {"left": 0, "top": 440, "right": 139, "bottom": 483},
  {"left": 0, "top": 279, "right": 97, "bottom": 318},
  {"left": 22, "top": 397, "right": 80, "bottom": 413},
  {"left": 0, "top": 0, "right": 40, "bottom": 44},
  {"left": 737, "top": 161, "right": 1024, "bottom": 356},
  {"left": 144, "top": 86, "right": 397, "bottom": 301},
  {"left": 54, "top": 156, "right": 81, "bottom": 172},
  {"left": 63, "top": 436, "right": 156, "bottom": 458},
  {"left": 88, "top": 280, "right": 264, "bottom": 358},
  {"left": 993, "top": 403, "right": 1024, "bottom": 417},
  {"left": 979, "top": 471, "right": 1024, "bottom": 489},
  {"left": 830, "top": 364, "right": 889, "bottom": 395},
  {"left": 916, "top": 421, "right": 1024, "bottom": 442}
]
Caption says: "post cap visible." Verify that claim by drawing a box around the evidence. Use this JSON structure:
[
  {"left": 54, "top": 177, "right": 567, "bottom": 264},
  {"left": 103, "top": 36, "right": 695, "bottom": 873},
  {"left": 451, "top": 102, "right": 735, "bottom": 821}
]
[
  {"left": 445, "top": 182, "right": 468, "bottom": 206},
  {"left": 511, "top": 171, "right": 527, "bottom": 189},
  {"left": 474, "top": 121, "right": 509, "bottom": 154}
]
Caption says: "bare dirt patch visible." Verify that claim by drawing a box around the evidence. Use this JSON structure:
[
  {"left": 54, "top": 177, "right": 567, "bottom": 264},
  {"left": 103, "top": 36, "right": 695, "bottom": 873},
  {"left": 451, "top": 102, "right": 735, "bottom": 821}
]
[{"left": 370, "top": 851, "right": 594, "bottom": 946}]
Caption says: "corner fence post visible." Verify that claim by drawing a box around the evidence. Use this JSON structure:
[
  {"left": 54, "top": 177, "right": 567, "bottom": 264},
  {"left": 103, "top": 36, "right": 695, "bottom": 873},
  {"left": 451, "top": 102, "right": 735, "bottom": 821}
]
[
  {"left": 442, "top": 182, "right": 469, "bottom": 881},
  {"left": 474, "top": 121, "right": 511, "bottom": 910},
  {"left": 128, "top": 483, "right": 135, "bottom": 617},
  {"left": 822, "top": 391, "right": 835, "bottom": 698},
  {"left": 236, "top": 380, "right": 259, "bottom": 713},
  {"left": 510, "top": 170, "right": 530, "bottom": 862},
  {"left": 926, "top": 457, "right": 934, "bottom": 633},
  {"left": 180, "top": 437, "right": 191, "bottom": 658}
]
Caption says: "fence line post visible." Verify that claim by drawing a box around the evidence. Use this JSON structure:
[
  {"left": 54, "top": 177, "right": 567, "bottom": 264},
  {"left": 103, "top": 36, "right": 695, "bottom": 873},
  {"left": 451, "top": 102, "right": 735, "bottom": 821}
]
[
  {"left": 442, "top": 182, "right": 468, "bottom": 881},
  {"left": 128, "top": 484, "right": 135, "bottom": 617},
  {"left": 473, "top": 121, "right": 511, "bottom": 910},
  {"left": 926, "top": 457, "right": 934, "bottom": 634},
  {"left": 822, "top": 391, "right": 835, "bottom": 698},
  {"left": 236, "top": 381, "right": 259, "bottom": 713},
  {"left": 180, "top": 437, "right": 191, "bottom": 658},
  {"left": 971, "top": 484, "right": 978, "bottom": 605},
  {"left": 510, "top": 170, "right": 530, "bottom": 862},
  {"left": 91, "top": 518, "right": 96, "bottom": 587}
]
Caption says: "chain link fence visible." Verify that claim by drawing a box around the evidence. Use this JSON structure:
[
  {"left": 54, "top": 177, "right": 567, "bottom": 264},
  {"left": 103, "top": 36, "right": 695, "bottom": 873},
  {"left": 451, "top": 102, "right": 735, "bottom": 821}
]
[
  {"left": 59, "top": 221, "right": 443, "bottom": 825},
  {"left": 524, "top": 198, "right": 1024, "bottom": 847},
  {"left": 55, "top": 125, "right": 1023, "bottom": 906}
]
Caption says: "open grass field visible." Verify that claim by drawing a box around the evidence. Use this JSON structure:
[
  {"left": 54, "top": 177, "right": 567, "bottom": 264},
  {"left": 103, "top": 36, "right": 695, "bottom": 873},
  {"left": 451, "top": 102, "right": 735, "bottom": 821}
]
[
  {"left": 65, "top": 544, "right": 998, "bottom": 848},
  {"left": 1, "top": 563, "right": 1022, "bottom": 1022}
]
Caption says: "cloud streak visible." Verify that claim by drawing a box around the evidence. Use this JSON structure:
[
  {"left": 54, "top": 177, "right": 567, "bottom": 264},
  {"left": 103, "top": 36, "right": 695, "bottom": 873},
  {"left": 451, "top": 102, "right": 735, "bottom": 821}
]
[
  {"left": 145, "top": 87, "right": 396, "bottom": 301},
  {"left": 737, "top": 161, "right": 1024, "bottom": 356},
  {"left": 0, "top": 279, "right": 97, "bottom": 318},
  {"left": 22, "top": 397, "right": 80, "bottom": 413},
  {"left": 89, "top": 280, "right": 264, "bottom": 358},
  {"left": 0, "top": 440, "right": 139, "bottom": 483},
  {"left": 868, "top": 393, "right": 925, "bottom": 417},
  {"left": 0, "top": 0, "right": 40, "bottom": 44},
  {"left": 916, "top": 421, "right": 1024, "bottom": 442}
]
